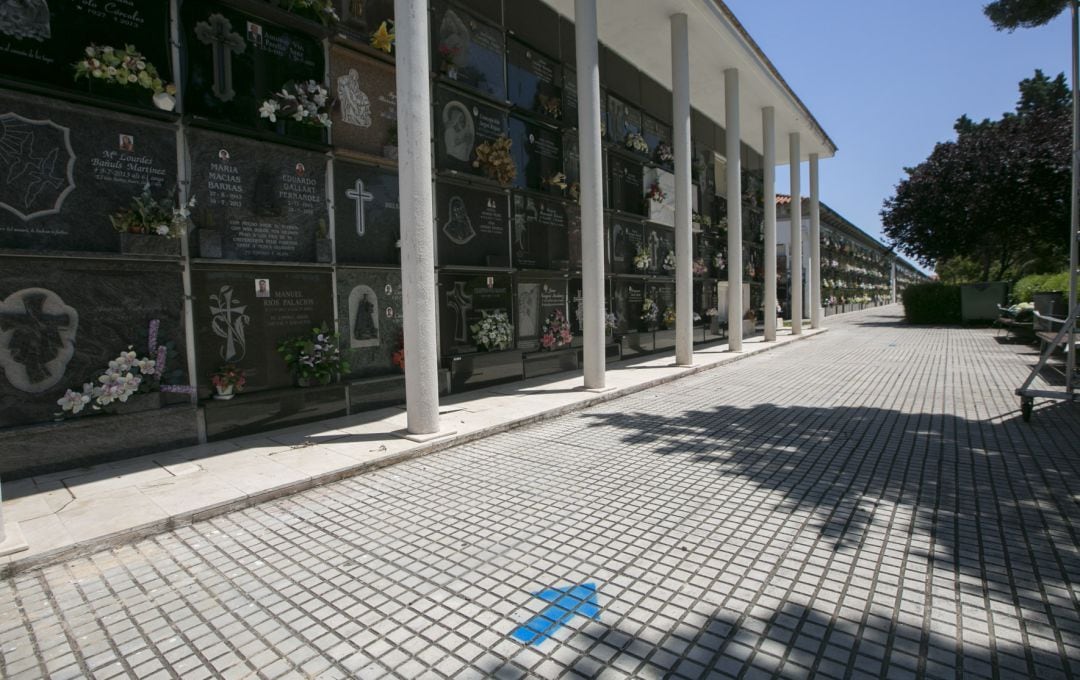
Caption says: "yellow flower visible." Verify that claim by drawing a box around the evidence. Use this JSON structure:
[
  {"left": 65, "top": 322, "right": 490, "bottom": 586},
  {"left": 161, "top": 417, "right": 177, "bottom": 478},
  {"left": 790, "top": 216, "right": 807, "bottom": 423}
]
[{"left": 370, "top": 21, "right": 394, "bottom": 53}]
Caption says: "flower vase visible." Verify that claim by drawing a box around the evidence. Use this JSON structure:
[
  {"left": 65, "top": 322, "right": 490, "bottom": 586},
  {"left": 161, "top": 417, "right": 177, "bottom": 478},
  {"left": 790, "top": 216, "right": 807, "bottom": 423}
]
[{"left": 213, "top": 385, "right": 235, "bottom": 400}]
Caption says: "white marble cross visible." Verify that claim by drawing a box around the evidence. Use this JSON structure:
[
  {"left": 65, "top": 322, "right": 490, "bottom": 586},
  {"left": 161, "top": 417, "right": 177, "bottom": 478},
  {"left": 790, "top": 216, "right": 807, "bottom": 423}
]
[{"left": 346, "top": 179, "right": 374, "bottom": 236}]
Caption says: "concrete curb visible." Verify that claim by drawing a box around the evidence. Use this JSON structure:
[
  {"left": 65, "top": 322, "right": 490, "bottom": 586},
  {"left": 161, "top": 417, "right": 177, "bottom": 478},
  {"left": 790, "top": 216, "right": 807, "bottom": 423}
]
[{"left": 2, "top": 329, "right": 826, "bottom": 578}]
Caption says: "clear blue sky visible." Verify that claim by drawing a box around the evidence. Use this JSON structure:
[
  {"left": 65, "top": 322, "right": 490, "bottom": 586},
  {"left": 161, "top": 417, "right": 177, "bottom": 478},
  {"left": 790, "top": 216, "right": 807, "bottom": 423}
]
[{"left": 726, "top": 0, "right": 1072, "bottom": 271}]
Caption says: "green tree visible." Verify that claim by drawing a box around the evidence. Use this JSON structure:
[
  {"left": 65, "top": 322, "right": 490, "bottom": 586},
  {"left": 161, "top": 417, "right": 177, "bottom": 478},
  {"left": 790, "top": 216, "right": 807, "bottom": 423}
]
[
  {"left": 881, "top": 71, "right": 1071, "bottom": 280},
  {"left": 984, "top": 0, "right": 1069, "bottom": 30}
]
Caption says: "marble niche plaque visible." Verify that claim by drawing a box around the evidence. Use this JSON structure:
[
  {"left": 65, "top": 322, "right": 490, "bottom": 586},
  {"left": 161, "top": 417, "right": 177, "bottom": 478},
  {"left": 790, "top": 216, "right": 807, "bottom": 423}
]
[
  {"left": 329, "top": 46, "right": 397, "bottom": 158},
  {"left": 434, "top": 85, "right": 508, "bottom": 179},
  {"left": 508, "top": 116, "right": 563, "bottom": 194},
  {"left": 191, "top": 268, "right": 334, "bottom": 392},
  {"left": 0, "top": 257, "right": 186, "bottom": 429},
  {"left": 188, "top": 130, "right": 328, "bottom": 262},
  {"left": 0, "top": 93, "right": 177, "bottom": 253},
  {"left": 436, "top": 182, "right": 510, "bottom": 268},
  {"left": 607, "top": 154, "right": 645, "bottom": 216},
  {"left": 507, "top": 39, "right": 563, "bottom": 123},
  {"left": 644, "top": 167, "right": 676, "bottom": 228},
  {"left": 438, "top": 272, "right": 513, "bottom": 355},
  {"left": 181, "top": 0, "right": 327, "bottom": 144},
  {"left": 431, "top": 0, "right": 506, "bottom": 101},
  {"left": 334, "top": 160, "right": 399, "bottom": 265},
  {"left": 515, "top": 278, "right": 567, "bottom": 351},
  {"left": 608, "top": 216, "right": 643, "bottom": 276},
  {"left": 512, "top": 194, "right": 569, "bottom": 271},
  {"left": 336, "top": 268, "right": 402, "bottom": 378},
  {"left": 0, "top": 0, "right": 172, "bottom": 112}
]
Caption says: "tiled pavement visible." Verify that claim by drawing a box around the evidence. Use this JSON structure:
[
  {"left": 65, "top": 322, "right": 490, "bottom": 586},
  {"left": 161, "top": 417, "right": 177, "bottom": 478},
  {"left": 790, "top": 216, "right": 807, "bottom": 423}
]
[{"left": 2, "top": 307, "right": 1079, "bottom": 679}]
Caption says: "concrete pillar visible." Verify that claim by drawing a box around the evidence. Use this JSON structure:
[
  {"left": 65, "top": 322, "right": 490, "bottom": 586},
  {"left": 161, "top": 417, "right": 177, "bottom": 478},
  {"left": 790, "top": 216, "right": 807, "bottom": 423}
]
[
  {"left": 576, "top": 0, "right": 606, "bottom": 389},
  {"left": 725, "top": 69, "right": 743, "bottom": 351},
  {"left": 672, "top": 14, "right": 693, "bottom": 366},
  {"left": 762, "top": 107, "right": 777, "bottom": 342},
  {"left": 395, "top": 0, "right": 441, "bottom": 435},
  {"left": 809, "top": 153, "right": 822, "bottom": 329},
  {"left": 789, "top": 133, "right": 802, "bottom": 336}
]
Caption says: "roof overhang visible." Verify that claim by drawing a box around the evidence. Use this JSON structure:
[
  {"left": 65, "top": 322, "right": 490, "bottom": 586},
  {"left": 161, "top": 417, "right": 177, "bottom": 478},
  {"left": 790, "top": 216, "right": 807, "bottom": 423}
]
[{"left": 537, "top": 0, "right": 837, "bottom": 164}]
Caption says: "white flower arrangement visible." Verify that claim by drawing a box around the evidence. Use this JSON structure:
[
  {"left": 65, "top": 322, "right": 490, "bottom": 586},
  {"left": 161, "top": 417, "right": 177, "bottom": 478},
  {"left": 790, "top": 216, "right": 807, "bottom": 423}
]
[
  {"left": 654, "top": 143, "right": 674, "bottom": 164},
  {"left": 713, "top": 251, "right": 725, "bottom": 270},
  {"left": 109, "top": 184, "right": 195, "bottom": 239},
  {"left": 260, "top": 80, "right": 332, "bottom": 129},
  {"left": 605, "top": 312, "right": 618, "bottom": 334},
  {"left": 74, "top": 44, "right": 177, "bottom": 110},
  {"left": 705, "top": 308, "right": 719, "bottom": 317},
  {"left": 662, "top": 252, "right": 676, "bottom": 273},
  {"left": 57, "top": 348, "right": 159, "bottom": 414},
  {"left": 634, "top": 246, "right": 651, "bottom": 272},
  {"left": 470, "top": 310, "right": 513, "bottom": 351},
  {"left": 641, "top": 297, "right": 659, "bottom": 326},
  {"left": 625, "top": 132, "right": 649, "bottom": 154},
  {"left": 276, "top": 0, "right": 340, "bottom": 25}
]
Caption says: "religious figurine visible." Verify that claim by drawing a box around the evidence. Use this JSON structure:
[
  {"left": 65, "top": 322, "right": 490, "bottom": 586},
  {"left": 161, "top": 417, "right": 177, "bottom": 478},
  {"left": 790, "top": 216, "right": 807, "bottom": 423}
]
[
  {"left": 441, "top": 101, "right": 474, "bottom": 163},
  {"left": 353, "top": 292, "right": 378, "bottom": 342},
  {"left": 337, "top": 69, "right": 373, "bottom": 128}
]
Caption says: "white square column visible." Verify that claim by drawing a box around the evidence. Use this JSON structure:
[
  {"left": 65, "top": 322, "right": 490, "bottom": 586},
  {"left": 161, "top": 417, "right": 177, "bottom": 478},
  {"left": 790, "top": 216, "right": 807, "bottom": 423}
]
[
  {"left": 672, "top": 13, "right": 693, "bottom": 366},
  {"left": 725, "top": 69, "right": 743, "bottom": 351},
  {"left": 395, "top": 0, "right": 442, "bottom": 435},
  {"left": 789, "top": 133, "right": 803, "bottom": 336},
  {"left": 575, "top": 0, "right": 606, "bottom": 389},
  {"left": 809, "top": 153, "right": 823, "bottom": 328},
  {"left": 762, "top": 107, "right": 777, "bottom": 342}
]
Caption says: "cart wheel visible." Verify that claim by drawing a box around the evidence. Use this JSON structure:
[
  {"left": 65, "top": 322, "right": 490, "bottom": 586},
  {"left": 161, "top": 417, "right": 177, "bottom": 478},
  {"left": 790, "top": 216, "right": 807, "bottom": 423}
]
[{"left": 1021, "top": 398, "right": 1034, "bottom": 422}]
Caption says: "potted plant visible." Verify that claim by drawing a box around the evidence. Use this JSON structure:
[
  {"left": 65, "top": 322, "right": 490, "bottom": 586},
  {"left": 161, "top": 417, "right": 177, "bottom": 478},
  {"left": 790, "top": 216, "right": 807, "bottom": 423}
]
[
  {"left": 110, "top": 184, "right": 194, "bottom": 256},
  {"left": 469, "top": 311, "right": 514, "bottom": 352},
  {"left": 473, "top": 135, "right": 517, "bottom": 186},
  {"left": 277, "top": 325, "right": 350, "bottom": 387},
  {"left": 210, "top": 363, "right": 246, "bottom": 400},
  {"left": 539, "top": 309, "right": 573, "bottom": 351},
  {"left": 384, "top": 123, "right": 398, "bottom": 160}
]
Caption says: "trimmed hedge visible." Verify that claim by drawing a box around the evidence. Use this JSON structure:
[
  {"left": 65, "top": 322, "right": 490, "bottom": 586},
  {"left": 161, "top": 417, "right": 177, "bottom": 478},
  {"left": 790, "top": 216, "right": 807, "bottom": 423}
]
[
  {"left": 1013, "top": 270, "right": 1072, "bottom": 302},
  {"left": 902, "top": 283, "right": 962, "bottom": 324}
]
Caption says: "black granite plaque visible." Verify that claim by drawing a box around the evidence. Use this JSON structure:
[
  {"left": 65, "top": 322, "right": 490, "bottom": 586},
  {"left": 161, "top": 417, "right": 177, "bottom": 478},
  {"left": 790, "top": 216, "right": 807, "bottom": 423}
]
[
  {"left": 334, "top": 0, "right": 394, "bottom": 39},
  {"left": 191, "top": 268, "right": 334, "bottom": 392},
  {"left": 0, "top": 93, "right": 178, "bottom": 253},
  {"left": 336, "top": 268, "right": 402, "bottom": 378},
  {"left": 643, "top": 224, "right": 676, "bottom": 277},
  {"left": 563, "top": 130, "right": 580, "bottom": 188},
  {"left": 434, "top": 86, "right": 509, "bottom": 179},
  {"left": 0, "top": 1, "right": 172, "bottom": 112},
  {"left": 438, "top": 272, "right": 513, "bottom": 355},
  {"left": 431, "top": 0, "right": 506, "bottom": 101},
  {"left": 512, "top": 193, "right": 568, "bottom": 271},
  {"left": 181, "top": 0, "right": 327, "bottom": 144},
  {"left": 643, "top": 115, "right": 672, "bottom": 168},
  {"left": 608, "top": 216, "right": 643, "bottom": 275},
  {"left": 188, "top": 129, "right": 328, "bottom": 262},
  {"left": 508, "top": 116, "right": 563, "bottom": 194},
  {"left": 563, "top": 67, "right": 578, "bottom": 126},
  {"left": 436, "top": 182, "right": 509, "bottom": 268},
  {"left": 515, "top": 278, "right": 567, "bottom": 350},
  {"left": 507, "top": 39, "right": 562, "bottom": 122},
  {"left": 607, "top": 95, "right": 643, "bottom": 149},
  {"left": 330, "top": 46, "right": 398, "bottom": 158},
  {"left": 334, "top": 160, "right": 399, "bottom": 265},
  {"left": 611, "top": 278, "right": 645, "bottom": 334},
  {"left": 0, "top": 258, "right": 186, "bottom": 428},
  {"left": 607, "top": 154, "right": 645, "bottom": 216},
  {"left": 568, "top": 208, "right": 582, "bottom": 272}
]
